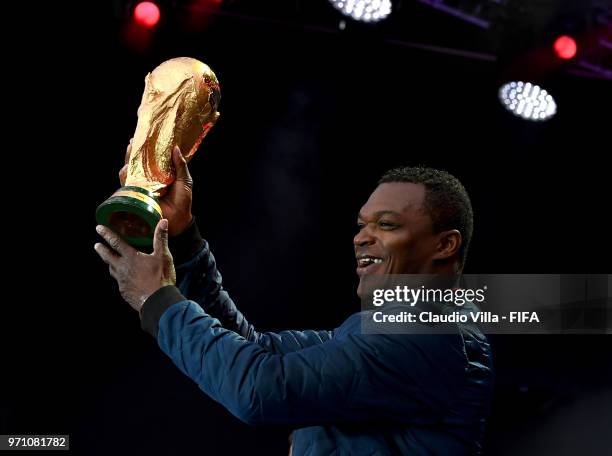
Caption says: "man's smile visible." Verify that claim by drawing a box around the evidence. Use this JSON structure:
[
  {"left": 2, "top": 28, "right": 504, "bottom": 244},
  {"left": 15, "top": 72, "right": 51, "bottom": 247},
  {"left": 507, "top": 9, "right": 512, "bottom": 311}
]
[{"left": 356, "top": 253, "right": 385, "bottom": 276}]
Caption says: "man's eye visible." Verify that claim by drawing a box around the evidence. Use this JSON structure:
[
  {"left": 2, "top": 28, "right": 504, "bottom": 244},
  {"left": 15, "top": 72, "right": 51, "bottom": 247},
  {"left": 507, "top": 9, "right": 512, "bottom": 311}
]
[
  {"left": 356, "top": 223, "right": 365, "bottom": 230},
  {"left": 379, "top": 221, "right": 395, "bottom": 229}
]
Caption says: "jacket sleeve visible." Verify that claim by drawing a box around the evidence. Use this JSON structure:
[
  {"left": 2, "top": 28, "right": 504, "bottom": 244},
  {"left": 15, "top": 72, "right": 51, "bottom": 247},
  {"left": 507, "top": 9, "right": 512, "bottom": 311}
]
[
  {"left": 162, "top": 219, "right": 332, "bottom": 355},
  {"left": 146, "top": 298, "right": 467, "bottom": 427}
]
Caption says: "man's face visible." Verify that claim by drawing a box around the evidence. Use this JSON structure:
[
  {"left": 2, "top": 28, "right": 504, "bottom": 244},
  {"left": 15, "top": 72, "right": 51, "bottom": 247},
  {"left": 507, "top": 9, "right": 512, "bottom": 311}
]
[{"left": 354, "top": 182, "right": 439, "bottom": 297}]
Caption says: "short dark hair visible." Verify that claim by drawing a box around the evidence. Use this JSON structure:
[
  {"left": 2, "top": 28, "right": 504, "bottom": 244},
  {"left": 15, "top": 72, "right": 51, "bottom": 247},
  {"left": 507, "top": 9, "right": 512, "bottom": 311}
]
[{"left": 378, "top": 166, "right": 474, "bottom": 270}]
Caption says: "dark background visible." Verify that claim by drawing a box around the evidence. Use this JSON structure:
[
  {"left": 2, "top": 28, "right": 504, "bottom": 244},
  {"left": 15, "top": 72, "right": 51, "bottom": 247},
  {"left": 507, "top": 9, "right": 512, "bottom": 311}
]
[{"left": 2, "top": 0, "right": 611, "bottom": 454}]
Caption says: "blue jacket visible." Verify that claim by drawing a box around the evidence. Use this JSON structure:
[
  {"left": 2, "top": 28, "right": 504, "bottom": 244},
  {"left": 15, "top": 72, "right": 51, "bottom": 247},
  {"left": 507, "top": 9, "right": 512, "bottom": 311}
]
[{"left": 141, "top": 222, "right": 494, "bottom": 455}]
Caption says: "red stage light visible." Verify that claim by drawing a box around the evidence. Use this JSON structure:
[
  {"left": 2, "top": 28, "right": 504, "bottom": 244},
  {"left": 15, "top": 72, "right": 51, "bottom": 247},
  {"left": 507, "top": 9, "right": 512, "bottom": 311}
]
[
  {"left": 553, "top": 35, "right": 577, "bottom": 60},
  {"left": 134, "top": 2, "right": 161, "bottom": 29}
]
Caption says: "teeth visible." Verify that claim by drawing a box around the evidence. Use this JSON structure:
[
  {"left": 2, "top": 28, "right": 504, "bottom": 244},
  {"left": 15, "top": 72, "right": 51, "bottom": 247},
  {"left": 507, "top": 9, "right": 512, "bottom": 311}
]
[{"left": 357, "top": 257, "right": 383, "bottom": 267}]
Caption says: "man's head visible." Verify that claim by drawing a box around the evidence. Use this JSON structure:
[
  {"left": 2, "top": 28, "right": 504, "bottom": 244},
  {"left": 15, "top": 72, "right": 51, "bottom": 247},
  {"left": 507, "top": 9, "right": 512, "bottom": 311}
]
[{"left": 354, "top": 166, "right": 473, "bottom": 297}]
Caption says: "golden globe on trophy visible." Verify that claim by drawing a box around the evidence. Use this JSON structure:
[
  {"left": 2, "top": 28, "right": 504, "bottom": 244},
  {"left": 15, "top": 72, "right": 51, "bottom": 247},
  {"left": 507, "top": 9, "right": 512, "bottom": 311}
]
[{"left": 96, "top": 57, "right": 220, "bottom": 246}]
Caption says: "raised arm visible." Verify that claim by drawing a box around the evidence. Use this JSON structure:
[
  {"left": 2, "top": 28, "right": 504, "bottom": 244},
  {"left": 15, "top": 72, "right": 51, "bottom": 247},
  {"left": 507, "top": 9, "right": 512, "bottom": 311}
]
[
  {"left": 141, "top": 297, "right": 468, "bottom": 427},
  {"left": 115, "top": 142, "right": 331, "bottom": 354}
]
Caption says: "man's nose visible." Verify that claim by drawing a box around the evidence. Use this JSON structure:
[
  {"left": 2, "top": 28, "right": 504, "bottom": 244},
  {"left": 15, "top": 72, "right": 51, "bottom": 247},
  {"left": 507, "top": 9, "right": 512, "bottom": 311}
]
[{"left": 354, "top": 225, "right": 375, "bottom": 247}]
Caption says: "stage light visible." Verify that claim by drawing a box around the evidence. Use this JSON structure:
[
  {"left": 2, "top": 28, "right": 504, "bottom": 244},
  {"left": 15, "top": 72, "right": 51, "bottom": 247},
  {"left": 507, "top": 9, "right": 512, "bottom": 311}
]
[
  {"left": 329, "top": 0, "right": 392, "bottom": 23},
  {"left": 498, "top": 81, "right": 557, "bottom": 121},
  {"left": 554, "top": 35, "right": 577, "bottom": 60},
  {"left": 134, "top": 2, "right": 161, "bottom": 28}
]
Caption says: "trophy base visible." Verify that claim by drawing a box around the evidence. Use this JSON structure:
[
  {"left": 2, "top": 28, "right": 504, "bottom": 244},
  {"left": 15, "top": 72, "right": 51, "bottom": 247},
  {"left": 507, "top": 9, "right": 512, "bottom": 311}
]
[{"left": 95, "top": 186, "right": 162, "bottom": 247}]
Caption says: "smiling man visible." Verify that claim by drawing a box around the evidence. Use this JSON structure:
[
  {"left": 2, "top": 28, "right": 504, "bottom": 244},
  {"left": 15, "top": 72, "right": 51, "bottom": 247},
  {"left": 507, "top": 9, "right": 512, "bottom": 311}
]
[{"left": 95, "top": 150, "right": 493, "bottom": 456}]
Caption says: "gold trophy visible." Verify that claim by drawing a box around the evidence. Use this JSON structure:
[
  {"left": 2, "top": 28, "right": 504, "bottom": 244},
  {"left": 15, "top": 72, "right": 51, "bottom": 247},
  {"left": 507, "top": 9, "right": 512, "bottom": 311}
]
[{"left": 96, "top": 57, "right": 220, "bottom": 246}]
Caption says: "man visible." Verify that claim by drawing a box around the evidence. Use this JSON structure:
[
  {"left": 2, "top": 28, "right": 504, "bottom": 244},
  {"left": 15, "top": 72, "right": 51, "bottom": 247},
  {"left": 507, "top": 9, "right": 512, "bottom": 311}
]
[{"left": 94, "top": 144, "right": 493, "bottom": 455}]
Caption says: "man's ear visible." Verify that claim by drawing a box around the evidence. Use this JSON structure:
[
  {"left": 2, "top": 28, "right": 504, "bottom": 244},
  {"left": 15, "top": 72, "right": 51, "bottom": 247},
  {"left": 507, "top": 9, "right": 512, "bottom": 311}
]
[{"left": 433, "top": 229, "right": 462, "bottom": 262}]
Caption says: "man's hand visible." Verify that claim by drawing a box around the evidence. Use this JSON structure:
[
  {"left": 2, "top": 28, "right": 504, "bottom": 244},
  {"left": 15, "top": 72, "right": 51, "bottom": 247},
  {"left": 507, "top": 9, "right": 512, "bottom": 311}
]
[
  {"left": 94, "top": 219, "right": 177, "bottom": 312},
  {"left": 119, "top": 141, "right": 194, "bottom": 237}
]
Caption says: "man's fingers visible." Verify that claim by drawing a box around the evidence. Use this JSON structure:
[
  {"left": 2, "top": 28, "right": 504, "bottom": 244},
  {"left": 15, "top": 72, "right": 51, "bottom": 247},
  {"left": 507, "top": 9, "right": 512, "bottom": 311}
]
[
  {"left": 153, "top": 219, "right": 169, "bottom": 256},
  {"left": 172, "top": 145, "right": 193, "bottom": 189},
  {"left": 94, "top": 242, "right": 120, "bottom": 268},
  {"left": 118, "top": 140, "right": 132, "bottom": 186},
  {"left": 118, "top": 164, "right": 128, "bottom": 186},
  {"left": 125, "top": 139, "right": 133, "bottom": 164},
  {"left": 96, "top": 225, "right": 135, "bottom": 257}
]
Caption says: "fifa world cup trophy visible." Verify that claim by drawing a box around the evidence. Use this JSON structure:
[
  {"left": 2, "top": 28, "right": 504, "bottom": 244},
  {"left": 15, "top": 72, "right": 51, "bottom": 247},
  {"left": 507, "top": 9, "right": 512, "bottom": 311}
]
[{"left": 96, "top": 57, "right": 220, "bottom": 246}]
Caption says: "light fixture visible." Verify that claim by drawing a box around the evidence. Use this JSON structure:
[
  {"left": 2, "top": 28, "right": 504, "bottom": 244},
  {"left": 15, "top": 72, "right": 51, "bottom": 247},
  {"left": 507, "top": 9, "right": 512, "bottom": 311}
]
[
  {"left": 498, "top": 81, "right": 557, "bottom": 121},
  {"left": 328, "top": 0, "right": 392, "bottom": 23}
]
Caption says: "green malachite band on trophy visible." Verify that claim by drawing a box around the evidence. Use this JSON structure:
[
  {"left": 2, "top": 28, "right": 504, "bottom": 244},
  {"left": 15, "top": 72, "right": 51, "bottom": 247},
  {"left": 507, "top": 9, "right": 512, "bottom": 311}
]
[{"left": 95, "top": 186, "right": 162, "bottom": 247}]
